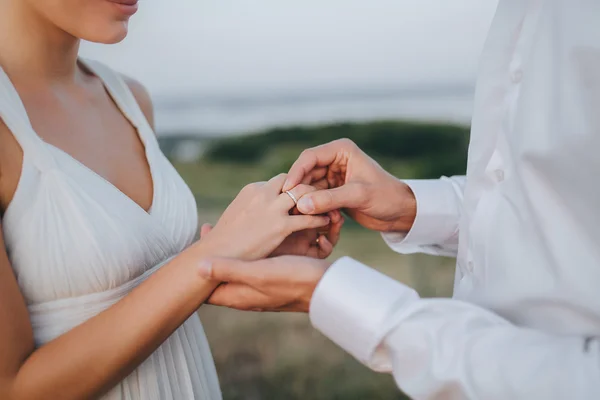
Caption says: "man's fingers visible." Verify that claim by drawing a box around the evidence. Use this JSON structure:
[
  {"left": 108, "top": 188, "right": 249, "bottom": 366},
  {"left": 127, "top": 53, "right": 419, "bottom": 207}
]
[
  {"left": 296, "top": 182, "right": 367, "bottom": 214},
  {"left": 207, "top": 283, "right": 270, "bottom": 310},
  {"left": 311, "top": 178, "right": 330, "bottom": 190},
  {"left": 201, "top": 257, "right": 299, "bottom": 285},
  {"left": 284, "top": 140, "right": 354, "bottom": 192},
  {"left": 208, "top": 283, "right": 299, "bottom": 312},
  {"left": 301, "top": 167, "right": 328, "bottom": 185}
]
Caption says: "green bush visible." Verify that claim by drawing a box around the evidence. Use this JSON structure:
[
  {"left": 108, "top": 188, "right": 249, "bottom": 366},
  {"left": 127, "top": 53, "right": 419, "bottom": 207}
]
[{"left": 204, "top": 121, "right": 470, "bottom": 179}]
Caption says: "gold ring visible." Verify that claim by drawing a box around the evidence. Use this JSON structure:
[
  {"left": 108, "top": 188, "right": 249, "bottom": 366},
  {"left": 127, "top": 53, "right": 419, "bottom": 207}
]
[{"left": 285, "top": 190, "right": 298, "bottom": 205}]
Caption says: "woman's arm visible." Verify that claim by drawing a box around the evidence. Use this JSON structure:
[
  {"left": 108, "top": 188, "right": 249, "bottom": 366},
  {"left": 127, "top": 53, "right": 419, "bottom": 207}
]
[
  {"left": 0, "top": 175, "right": 330, "bottom": 400},
  {"left": 0, "top": 225, "right": 218, "bottom": 400}
]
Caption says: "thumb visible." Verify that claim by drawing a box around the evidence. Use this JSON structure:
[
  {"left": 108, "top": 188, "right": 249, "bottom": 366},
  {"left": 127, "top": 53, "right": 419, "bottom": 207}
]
[
  {"left": 198, "top": 258, "right": 262, "bottom": 284},
  {"left": 296, "top": 182, "right": 367, "bottom": 214}
]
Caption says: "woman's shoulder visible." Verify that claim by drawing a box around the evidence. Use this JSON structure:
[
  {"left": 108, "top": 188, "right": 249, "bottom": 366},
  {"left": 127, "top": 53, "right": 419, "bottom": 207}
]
[
  {"left": 121, "top": 75, "right": 155, "bottom": 131},
  {"left": 81, "top": 60, "right": 155, "bottom": 130}
]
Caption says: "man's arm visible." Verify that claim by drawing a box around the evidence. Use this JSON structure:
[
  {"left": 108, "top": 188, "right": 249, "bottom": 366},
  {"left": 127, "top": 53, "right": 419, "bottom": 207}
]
[
  {"left": 204, "top": 256, "right": 599, "bottom": 398},
  {"left": 311, "top": 257, "right": 599, "bottom": 399},
  {"left": 384, "top": 176, "right": 466, "bottom": 258}
]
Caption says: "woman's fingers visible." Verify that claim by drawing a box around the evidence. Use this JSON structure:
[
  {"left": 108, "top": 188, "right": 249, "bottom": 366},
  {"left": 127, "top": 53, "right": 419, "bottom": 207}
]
[
  {"left": 278, "top": 183, "right": 318, "bottom": 211},
  {"left": 265, "top": 173, "right": 288, "bottom": 194},
  {"left": 305, "top": 212, "right": 343, "bottom": 259},
  {"left": 328, "top": 210, "right": 342, "bottom": 224},
  {"left": 316, "top": 235, "right": 333, "bottom": 258},
  {"left": 326, "top": 211, "right": 344, "bottom": 247},
  {"left": 304, "top": 234, "right": 333, "bottom": 259},
  {"left": 200, "top": 223, "right": 213, "bottom": 239},
  {"left": 287, "top": 215, "right": 330, "bottom": 233}
]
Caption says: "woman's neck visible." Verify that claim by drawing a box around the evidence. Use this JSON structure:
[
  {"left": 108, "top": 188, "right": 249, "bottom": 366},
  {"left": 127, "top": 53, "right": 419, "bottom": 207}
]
[{"left": 0, "top": 1, "right": 81, "bottom": 83}]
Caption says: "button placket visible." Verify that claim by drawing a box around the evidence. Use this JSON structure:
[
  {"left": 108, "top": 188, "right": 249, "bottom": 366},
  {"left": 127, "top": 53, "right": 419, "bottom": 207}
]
[{"left": 507, "top": 2, "right": 541, "bottom": 86}]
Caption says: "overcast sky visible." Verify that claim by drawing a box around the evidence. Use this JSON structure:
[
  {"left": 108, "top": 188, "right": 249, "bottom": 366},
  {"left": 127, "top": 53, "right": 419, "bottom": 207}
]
[{"left": 81, "top": 0, "right": 499, "bottom": 97}]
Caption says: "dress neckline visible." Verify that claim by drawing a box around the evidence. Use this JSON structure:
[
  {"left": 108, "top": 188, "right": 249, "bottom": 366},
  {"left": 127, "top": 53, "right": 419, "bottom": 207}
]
[{"left": 0, "top": 59, "right": 156, "bottom": 218}]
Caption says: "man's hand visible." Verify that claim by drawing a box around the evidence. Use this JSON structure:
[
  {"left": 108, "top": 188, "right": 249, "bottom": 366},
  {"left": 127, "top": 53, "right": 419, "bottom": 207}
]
[
  {"left": 201, "top": 256, "right": 330, "bottom": 313},
  {"left": 283, "top": 139, "right": 417, "bottom": 233}
]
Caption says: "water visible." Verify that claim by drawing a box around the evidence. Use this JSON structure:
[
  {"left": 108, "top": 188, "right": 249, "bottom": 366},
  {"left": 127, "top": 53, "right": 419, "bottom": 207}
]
[{"left": 153, "top": 85, "right": 475, "bottom": 137}]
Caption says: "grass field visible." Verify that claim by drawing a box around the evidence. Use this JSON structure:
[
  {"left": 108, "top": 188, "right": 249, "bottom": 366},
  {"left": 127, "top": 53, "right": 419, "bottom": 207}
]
[{"left": 173, "top": 157, "right": 457, "bottom": 399}]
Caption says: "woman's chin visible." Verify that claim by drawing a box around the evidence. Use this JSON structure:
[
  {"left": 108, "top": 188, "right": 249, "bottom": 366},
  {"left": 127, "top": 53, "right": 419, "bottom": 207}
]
[{"left": 79, "top": 23, "right": 129, "bottom": 45}]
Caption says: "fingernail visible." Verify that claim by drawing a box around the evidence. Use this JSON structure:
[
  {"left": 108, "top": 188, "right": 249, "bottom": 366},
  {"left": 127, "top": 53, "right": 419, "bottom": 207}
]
[
  {"left": 198, "top": 260, "right": 212, "bottom": 279},
  {"left": 283, "top": 179, "right": 291, "bottom": 191},
  {"left": 298, "top": 197, "right": 315, "bottom": 213}
]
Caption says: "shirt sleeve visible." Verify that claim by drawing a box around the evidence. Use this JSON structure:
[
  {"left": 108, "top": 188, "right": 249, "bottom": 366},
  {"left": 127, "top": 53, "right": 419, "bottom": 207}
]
[
  {"left": 382, "top": 176, "right": 466, "bottom": 258},
  {"left": 310, "top": 257, "right": 600, "bottom": 400}
]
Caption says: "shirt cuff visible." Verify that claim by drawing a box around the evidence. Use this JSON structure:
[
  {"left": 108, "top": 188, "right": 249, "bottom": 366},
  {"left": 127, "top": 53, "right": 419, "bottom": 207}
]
[
  {"left": 382, "top": 178, "right": 460, "bottom": 253},
  {"left": 309, "top": 257, "right": 419, "bottom": 369}
]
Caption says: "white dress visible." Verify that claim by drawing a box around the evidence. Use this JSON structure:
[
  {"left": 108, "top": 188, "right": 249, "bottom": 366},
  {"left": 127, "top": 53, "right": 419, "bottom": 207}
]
[{"left": 0, "top": 60, "right": 222, "bottom": 400}]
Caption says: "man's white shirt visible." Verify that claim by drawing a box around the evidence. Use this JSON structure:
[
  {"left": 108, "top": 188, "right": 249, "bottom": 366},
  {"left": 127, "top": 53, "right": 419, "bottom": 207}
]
[{"left": 310, "top": 2, "right": 600, "bottom": 399}]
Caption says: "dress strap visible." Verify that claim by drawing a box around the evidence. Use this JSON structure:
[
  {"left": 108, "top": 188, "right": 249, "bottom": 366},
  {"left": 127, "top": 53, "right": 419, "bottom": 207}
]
[
  {"left": 0, "top": 66, "right": 57, "bottom": 170},
  {"left": 80, "top": 59, "right": 156, "bottom": 148}
]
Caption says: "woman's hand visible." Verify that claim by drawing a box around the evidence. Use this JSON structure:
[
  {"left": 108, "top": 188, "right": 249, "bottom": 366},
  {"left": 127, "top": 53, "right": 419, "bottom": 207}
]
[
  {"left": 201, "top": 207, "right": 344, "bottom": 260},
  {"left": 200, "top": 174, "right": 331, "bottom": 261}
]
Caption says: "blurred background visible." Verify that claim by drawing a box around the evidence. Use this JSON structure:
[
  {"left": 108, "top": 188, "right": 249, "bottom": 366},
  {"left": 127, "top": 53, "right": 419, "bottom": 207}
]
[{"left": 82, "top": 1, "right": 498, "bottom": 399}]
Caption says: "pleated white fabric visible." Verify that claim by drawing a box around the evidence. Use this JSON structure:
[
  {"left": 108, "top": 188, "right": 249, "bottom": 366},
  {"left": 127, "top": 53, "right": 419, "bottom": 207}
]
[{"left": 0, "top": 60, "right": 222, "bottom": 399}]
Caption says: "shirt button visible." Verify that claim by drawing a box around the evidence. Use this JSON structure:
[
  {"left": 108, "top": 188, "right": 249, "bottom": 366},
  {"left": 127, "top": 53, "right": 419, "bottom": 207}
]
[
  {"left": 511, "top": 69, "right": 523, "bottom": 83},
  {"left": 495, "top": 169, "right": 505, "bottom": 182}
]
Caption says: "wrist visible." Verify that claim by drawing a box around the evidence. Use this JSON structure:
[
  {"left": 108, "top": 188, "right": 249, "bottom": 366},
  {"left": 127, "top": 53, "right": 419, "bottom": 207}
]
[
  {"left": 156, "top": 246, "right": 220, "bottom": 308},
  {"left": 385, "top": 179, "right": 417, "bottom": 233},
  {"left": 194, "top": 229, "right": 245, "bottom": 259},
  {"left": 300, "top": 259, "right": 331, "bottom": 313}
]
